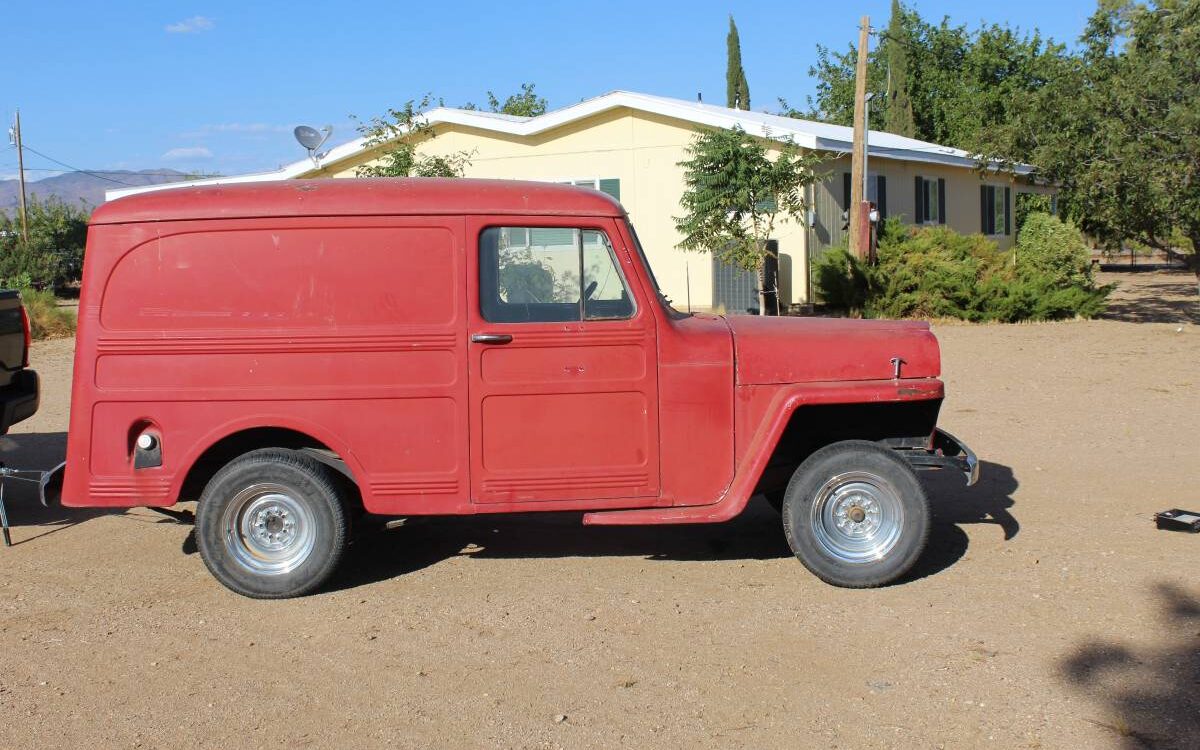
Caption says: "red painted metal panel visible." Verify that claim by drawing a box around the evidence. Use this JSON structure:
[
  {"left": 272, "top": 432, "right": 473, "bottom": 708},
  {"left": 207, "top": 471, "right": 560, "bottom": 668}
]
[
  {"left": 725, "top": 315, "right": 940, "bottom": 385},
  {"left": 63, "top": 217, "right": 470, "bottom": 513},
  {"left": 92, "top": 179, "right": 626, "bottom": 226}
]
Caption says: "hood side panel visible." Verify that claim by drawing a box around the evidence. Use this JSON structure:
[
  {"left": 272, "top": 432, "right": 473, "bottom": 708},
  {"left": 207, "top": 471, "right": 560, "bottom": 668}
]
[{"left": 727, "top": 316, "right": 941, "bottom": 385}]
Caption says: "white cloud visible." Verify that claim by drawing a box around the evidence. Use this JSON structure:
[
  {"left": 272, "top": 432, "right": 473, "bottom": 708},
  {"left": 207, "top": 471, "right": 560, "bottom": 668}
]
[
  {"left": 166, "top": 16, "right": 214, "bottom": 34},
  {"left": 162, "top": 147, "right": 214, "bottom": 161}
]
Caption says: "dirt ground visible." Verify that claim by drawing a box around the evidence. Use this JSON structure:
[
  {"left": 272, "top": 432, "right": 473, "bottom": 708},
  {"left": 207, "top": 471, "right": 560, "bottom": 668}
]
[{"left": 0, "top": 271, "right": 1196, "bottom": 749}]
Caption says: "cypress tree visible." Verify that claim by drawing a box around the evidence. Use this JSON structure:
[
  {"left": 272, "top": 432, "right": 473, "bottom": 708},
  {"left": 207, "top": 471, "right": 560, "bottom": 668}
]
[
  {"left": 883, "top": 0, "right": 916, "bottom": 137},
  {"left": 726, "top": 16, "right": 751, "bottom": 110}
]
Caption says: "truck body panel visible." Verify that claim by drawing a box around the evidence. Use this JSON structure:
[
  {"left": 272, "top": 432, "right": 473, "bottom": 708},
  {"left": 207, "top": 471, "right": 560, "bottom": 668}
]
[{"left": 63, "top": 178, "right": 958, "bottom": 521}]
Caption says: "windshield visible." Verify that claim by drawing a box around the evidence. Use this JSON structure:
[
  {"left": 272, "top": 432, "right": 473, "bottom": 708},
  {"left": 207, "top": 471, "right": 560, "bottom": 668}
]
[{"left": 625, "top": 220, "right": 689, "bottom": 318}]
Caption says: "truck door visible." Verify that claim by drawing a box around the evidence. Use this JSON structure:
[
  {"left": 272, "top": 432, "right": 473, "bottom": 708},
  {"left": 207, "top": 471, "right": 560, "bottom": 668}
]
[{"left": 466, "top": 217, "right": 660, "bottom": 505}]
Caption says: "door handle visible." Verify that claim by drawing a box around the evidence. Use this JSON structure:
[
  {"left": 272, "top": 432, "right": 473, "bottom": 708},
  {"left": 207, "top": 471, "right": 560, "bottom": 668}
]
[{"left": 471, "top": 333, "right": 513, "bottom": 344}]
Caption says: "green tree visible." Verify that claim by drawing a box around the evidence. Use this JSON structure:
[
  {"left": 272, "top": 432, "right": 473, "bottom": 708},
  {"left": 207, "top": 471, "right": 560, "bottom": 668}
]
[
  {"left": 354, "top": 94, "right": 475, "bottom": 178},
  {"left": 882, "top": 0, "right": 917, "bottom": 137},
  {"left": 0, "top": 195, "right": 90, "bottom": 289},
  {"left": 485, "top": 83, "right": 548, "bottom": 117},
  {"left": 726, "top": 16, "right": 751, "bottom": 110},
  {"left": 799, "top": 4, "right": 1063, "bottom": 153},
  {"left": 674, "top": 127, "right": 821, "bottom": 314},
  {"left": 986, "top": 0, "right": 1200, "bottom": 287}
]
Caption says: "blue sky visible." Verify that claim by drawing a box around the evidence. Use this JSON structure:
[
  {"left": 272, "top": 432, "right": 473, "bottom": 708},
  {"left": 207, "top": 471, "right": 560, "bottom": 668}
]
[{"left": 2, "top": 0, "right": 1099, "bottom": 183}]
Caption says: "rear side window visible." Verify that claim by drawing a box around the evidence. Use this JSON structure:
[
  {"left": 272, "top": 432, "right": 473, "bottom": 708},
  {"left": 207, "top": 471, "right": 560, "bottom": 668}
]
[{"left": 479, "top": 227, "right": 635, "bottom": 323}]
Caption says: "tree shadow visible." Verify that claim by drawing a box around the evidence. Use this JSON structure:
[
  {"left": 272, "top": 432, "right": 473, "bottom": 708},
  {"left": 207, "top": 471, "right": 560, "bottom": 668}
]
[
  {"left": 329, "top": 460, "right": 1019, "bottom": 592},
  {"left": 1060, "top": 583, "right": 1200, "bottom": 749},
  {"left": 1099, "top": 271, "right": 1198, "bottom": 324}
]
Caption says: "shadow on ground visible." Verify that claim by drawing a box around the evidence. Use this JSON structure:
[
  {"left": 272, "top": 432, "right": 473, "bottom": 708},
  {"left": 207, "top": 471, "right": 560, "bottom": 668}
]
[
  {"left": 329, "top": 460, "right": 1019, "bottom": 592},
  {"left": 0, "top": 431, "right": 116, "bottom": 545},
  {"left": 1060, "top": 583, "right": 1200, "bottom": 749},
  {"left": 1100, "top": 271, "right": 1198, "bottom": 324},
  {"left": 904, "top": 460, "right": 1020, "bottom": 582}
]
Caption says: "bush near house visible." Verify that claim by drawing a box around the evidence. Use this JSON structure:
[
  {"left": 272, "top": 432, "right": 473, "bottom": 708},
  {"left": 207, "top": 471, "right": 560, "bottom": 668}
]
[{"left": 814, "top": 213, "right": 1110, "bottom": 322}]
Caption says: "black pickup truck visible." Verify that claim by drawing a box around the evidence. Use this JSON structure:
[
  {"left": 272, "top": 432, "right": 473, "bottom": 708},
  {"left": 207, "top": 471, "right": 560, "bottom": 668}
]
[{"left": 0, "top": 290, "right": 38, "bottom": 433}]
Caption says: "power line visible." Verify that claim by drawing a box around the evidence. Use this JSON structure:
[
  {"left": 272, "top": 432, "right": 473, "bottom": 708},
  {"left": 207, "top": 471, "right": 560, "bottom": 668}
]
[
  {"left": 18, "top": 144, "right": 136, "bottom": 185},
  {"left": 1, "top": 164, "right": 208, "bottom": 178}
]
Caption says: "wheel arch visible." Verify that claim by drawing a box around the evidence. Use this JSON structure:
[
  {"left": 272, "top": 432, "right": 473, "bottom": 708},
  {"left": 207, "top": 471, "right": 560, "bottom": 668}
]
[
  {"left": 754, "top": 398, "right": 943, "bottom": 498},
  {"left": 173, "top": 421, "right": 365, "bottom": 508}
]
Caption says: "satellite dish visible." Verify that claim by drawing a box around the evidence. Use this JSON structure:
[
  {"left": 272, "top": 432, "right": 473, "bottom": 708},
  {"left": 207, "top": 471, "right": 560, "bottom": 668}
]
[{"left": 294, "top": 125, "right": 332, "bottom": 166}]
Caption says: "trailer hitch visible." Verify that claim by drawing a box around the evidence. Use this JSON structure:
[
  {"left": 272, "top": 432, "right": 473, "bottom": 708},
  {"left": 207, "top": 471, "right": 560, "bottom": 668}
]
[{"left": 0, "top": 462, "right": 65, "bottom": 547}]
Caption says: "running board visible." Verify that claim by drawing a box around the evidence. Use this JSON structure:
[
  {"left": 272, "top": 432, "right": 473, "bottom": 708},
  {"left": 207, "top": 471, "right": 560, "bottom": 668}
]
[{"left": 583, "top": 502, "right": 736, "bottom": 526}]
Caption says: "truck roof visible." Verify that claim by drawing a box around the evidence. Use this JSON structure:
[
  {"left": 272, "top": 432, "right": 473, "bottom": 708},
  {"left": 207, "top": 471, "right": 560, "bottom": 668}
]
[{"left": 90, "top": 178, "right": 627, "bottom": 225}]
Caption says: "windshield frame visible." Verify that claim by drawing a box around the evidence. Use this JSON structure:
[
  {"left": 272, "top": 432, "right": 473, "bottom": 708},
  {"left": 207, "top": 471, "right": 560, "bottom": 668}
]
[{"left": 624, "top": 219, "right": 690, "bottom": 319}]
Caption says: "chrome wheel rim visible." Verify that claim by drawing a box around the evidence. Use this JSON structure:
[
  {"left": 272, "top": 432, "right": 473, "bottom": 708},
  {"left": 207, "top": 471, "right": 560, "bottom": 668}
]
[
  {"left": 222, "top": 483, "right": 315, "bottom": 575},
  {"left": 810, "top": 471, "right": 904, "bottom": 564}
]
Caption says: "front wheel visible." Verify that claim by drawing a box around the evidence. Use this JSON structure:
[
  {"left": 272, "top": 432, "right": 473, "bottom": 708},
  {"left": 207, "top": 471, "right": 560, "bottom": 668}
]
[
  {"left": 782, "top": 441, "right": 929, "bottom": 588},
  {"left": 196, "top": 449, "right": 349, "bottom": 598}
]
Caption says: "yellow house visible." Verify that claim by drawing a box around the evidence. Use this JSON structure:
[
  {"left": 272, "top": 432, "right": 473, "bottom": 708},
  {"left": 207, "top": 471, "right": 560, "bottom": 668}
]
[{"left": 108, "top": 91, "right": 1051, "bottom": 312}]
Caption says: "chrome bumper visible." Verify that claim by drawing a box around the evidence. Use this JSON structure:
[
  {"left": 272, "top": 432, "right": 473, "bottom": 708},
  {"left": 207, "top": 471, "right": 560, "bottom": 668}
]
[{"left": 890, "top": 429, "right": 980, "bottom": 486}]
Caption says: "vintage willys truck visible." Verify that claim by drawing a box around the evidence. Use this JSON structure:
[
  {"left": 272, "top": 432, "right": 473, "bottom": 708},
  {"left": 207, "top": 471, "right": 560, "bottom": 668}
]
[{"left": 55, "top": 179, "right": 976, "bottom": 598}]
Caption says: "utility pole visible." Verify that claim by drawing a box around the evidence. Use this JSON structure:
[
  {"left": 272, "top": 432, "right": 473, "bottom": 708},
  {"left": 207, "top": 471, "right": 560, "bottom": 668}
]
[
  {"left": 11, "top": 110, "right": 29, "bottom": 243},
  {"left": 848, "top": 16, "right": 870, "bottom": 260}
]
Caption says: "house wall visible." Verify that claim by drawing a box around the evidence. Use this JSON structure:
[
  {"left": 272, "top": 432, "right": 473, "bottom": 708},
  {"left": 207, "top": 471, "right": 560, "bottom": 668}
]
[{"left": 809, "top": 155, "right": 1058, "bottom": 263}]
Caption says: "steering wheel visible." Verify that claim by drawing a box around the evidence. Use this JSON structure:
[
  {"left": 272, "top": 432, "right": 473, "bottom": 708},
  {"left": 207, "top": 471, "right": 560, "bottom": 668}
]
[{"left": 583, "top": 280, "right": 598, "bottom": 301}]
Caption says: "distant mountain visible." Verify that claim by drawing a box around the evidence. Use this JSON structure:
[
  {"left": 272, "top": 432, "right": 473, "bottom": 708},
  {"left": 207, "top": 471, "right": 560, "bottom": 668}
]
[{"left": 0, "top": 169, "right": 195, "bottom": 212}]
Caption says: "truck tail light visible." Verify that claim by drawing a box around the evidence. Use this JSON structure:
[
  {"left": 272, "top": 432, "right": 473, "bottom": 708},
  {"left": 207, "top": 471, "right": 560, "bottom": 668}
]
[{"left": 19, "top": 304, "right": 30, "bottom": 368}]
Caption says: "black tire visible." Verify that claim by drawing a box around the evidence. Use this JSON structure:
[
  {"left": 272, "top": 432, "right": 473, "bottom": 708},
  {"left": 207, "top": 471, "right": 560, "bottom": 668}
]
[
  {"left": 196, "top": 448, "right": 349, "bottom": 599},
  {"left": 781, "top": 440, "right": 929, "bottom": 588}
]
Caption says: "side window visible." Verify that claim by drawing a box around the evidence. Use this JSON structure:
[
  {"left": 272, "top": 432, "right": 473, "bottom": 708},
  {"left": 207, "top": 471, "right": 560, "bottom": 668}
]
[{"left": 480, "top": 227, "right": 635, "bottom": 323}]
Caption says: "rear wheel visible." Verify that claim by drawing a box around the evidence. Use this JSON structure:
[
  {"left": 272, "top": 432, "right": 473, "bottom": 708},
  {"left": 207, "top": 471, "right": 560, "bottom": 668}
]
[
  {"left": 196, "top": 449, "right": 349, "bottom": 599},
  {"left": 782, "top": 441, "right": 929, "bottom": 588}
]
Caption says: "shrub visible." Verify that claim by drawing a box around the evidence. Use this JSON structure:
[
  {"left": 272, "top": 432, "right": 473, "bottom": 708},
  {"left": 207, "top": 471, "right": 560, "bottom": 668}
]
[
  {"left": 813, "top": 218, "right": 1110, "bottom": 322},
  {"left": 1014, "top": 212, "right": 1094, "bottom": 288},
  {"left": 20, "top": 288, "right": 76, "bottom": 340}
]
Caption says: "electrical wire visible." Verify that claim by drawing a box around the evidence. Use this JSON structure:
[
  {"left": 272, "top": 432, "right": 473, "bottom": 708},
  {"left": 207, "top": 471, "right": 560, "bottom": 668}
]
[{"left": 17, "top": 144, "right": 137, "bottom": 185}]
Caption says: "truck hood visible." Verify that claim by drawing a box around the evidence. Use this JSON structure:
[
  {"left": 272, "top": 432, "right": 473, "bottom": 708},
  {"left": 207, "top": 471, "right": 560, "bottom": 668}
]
[{"left": 725, "top": 315, "right": 941, "bottom": 385}]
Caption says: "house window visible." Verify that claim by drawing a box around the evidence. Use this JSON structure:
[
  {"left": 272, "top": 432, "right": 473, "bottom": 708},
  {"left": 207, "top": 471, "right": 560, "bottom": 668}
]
[
  {"left": 479, "top": 226, "right": 634, "bottom": 323},
  {"left": 841, "top": 173, "right": 888, "bottom": 219},
  {"left": 981, "top": 185, "right": 1011, "bottom": 235},
  {"left": 914, "top": 176, "right": 945, "bottom": 224},
  {"left": 558, "top": 178, "right": 621, "bottom": 202}
]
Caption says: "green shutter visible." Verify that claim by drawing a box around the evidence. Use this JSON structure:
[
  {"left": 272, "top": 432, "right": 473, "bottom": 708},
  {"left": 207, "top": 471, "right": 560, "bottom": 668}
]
[
  {"left": 598, "top": 178, "right": 621, "bottom": 202},
  {"left": 981, "top": 186, "right": 989, "bottom": 234},
  {"left": 1004, "top": 187, "right": 1012, "bottom": 235},
  {"left": 937, "top": 179, "right": 946, "bottom": 225},
  {"left": 876, "top": 175, "right": 887, "bottom": 219}
]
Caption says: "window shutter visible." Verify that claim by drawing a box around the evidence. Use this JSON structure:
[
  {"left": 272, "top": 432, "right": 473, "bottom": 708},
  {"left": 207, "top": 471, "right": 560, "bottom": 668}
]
[
  {"left": 1004, "top": 187, "right": 1011, "bottom": 235},
  {"left": 981, "top": 186, "right": 989, "bottom": 234},
  {"left": 914, "top": 176, "right": 924, "bottom": 223},
  {"left": 598, "top": 178, "right": 621, "bottom": 202},
  {"left": 937, "top": 179, "right": 946, "bottom": 225},
  {"left": 877, "top": 175, "right": 887, "bottom": 219},
  {"left": 843, "top": 172, "right": 852, "bottom": 208}
]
